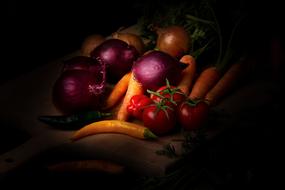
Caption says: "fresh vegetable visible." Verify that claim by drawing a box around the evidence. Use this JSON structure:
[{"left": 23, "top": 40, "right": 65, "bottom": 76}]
[
  {"left": 142, "top": 102, "right": 176, "bottom": 135},
  {"left": 155, "top": 25, "right": 190, "bottom": 58},
  {"left": 103, "top": 72, "right": 131, "bottom": 110},
  {"left": 117, "top": 72, "right": 144, "bottom": 121},
  {"left": 205, "top": 62, "right": 244, "bottom": 105},
  {"left": 138, "top": 0, "right": 245, "bottom": 79},
  {"left": 177, "top": 54, "right": 197, "bottom": 95},
  {"left": 52, "top": 70, "right": 106, "bottom": 114},
  {"left": 81, "top": 34, "right": 105, "bottom": 56},
  {"left": 138, "top": 0, "right": 219, "bottom": 61},
  {"left": 47, "top": 159, "right": 124, "bottom": 174},
  {"left": 62, "top": 56, "right": 104, "bottom": 82},
  {"left": 90, "top": 39, "right": 139, "bottom": 82},
  {"left": 148, "top": 79, "right": 186, "bottom": 107},
  {"left": 189, "top": 66, "right": 220, "bottom": 100},
  {"left": 127, "top": 94, "right": 153, "bottom": 120},
  {"left": 178, "top": 99, "right": 209, "bottom": 131},
  {"left": 71, "top": 120, "right": 157, "bottom": 141},
  {"left": 112, "top": 32, "right": 145, "bottom": 55},
  {"left": 132, "top": 50, "right": 186, "bottom": 91},
  {"left": 38, "top": 110, "right": 112, "bottom": 129}
]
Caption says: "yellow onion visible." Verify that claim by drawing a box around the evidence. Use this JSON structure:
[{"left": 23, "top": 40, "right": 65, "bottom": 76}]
[
  {"left": 155, "top": 25, "right": 190, "bottom": 58},
  {"left": 112, "top": 32, "right": 145, "bottom": 55},
  {"left": 81, "top": 34, "right": 105, "bottom": 56}
]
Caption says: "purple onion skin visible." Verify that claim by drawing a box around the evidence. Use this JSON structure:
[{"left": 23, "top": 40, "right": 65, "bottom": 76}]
[
  {"left": 52, "top": 70, "right": 104, "bottom": 114},
  {"left": 90, "top": 39, "right": 139, "bottom": 82},
  {"left": 62, "top": 56, "right": 104, "bottom": 83},
  {"left": 132, "top": 51, "right": 183, "bottom": 91}
]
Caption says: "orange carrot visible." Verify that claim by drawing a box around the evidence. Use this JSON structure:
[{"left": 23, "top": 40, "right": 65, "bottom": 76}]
[
  {"left": 177, "top": 54, "right": 196, "bottom": 95},
  {"left": 189, "top": 66, "right": 220, "bottom": 100},
  {"left": 205, "top": 63, "right": 243, "bottom": 105},
  {"left": 103, "top": 72, "right": 131, "bottom": 110},
  {"left": 117, "top": 72, "right": 144, "bottom": 121}
]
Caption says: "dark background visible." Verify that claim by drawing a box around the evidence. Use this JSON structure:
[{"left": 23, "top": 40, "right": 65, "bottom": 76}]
[
  {"left": 1, "top": 0, "right": 283, "bottom": 188},
  {"left": 2, "top": 0, "right": 284, "bottom": 84},
  {"left": 2, "top": 0, "right": 140, "bottom": 84}
]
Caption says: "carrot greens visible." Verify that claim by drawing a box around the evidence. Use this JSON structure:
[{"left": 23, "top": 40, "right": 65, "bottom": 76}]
[{"left": 137, "top": 0, "right": 246, "bottom": 74}]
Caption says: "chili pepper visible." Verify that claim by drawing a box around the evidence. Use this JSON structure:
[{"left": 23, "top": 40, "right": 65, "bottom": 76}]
[
  {"left": 38, "top": 111, "right": 112, "bottom": 130},
  {"left": 71, "top": 119, "right": 157, "bottom": 141},
  {"left": 127, "top": 94, "right": 153, "bottom": 120}
]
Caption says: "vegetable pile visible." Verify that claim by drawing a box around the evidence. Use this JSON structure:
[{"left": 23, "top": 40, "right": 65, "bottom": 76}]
[{"left": 40, "top": 0, "right": 249, "bottom": 142}]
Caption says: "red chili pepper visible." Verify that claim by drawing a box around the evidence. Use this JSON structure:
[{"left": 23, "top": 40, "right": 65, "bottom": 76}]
[{"left": 127, "top": 95, "right": 153, "bottom": 120}]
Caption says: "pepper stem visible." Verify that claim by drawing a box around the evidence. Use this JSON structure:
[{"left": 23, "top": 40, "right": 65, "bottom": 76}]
[{"left": 144, "top": 128, "right": 158, "bottom": 139}]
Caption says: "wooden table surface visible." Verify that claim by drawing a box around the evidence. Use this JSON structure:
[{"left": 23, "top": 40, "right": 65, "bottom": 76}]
[{"left": 0, "top": 25, "right": 280, "bottom": 178}]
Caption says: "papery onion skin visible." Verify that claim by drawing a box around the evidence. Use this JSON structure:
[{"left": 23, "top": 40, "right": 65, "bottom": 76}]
[
  {"left": 112, "top": 32, "right": 145, "bottom": 55},
  {"left": 132, "top": 51, "right": 184, "bottom": 91},
  {"left": 52, "top": 70, "right": 104, "bottom": 114},
  {"left": 81, "top": 34, "right": 105, "bottom": 57},
  {"left": 90, "top": 39, "right": 139, "bottom": 82},
  {"left": 62, "top": 56, "right": 104, "bottom": 83},
  {"left": 155, "top": 25, "right": 190, "bottom": 58}
]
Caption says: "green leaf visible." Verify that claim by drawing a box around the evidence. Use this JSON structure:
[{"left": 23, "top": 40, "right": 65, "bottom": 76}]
[{"left": 156, "top": 144, "right": 178, "bottom": 158}]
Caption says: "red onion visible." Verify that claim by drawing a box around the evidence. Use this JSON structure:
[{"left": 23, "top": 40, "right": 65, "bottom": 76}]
[
  {"left": 132, "top": 51, "right": 185, "bottom": 90},
  {"left": 90, "top": 39, "right": 139, "bottom": 82},
  {"left": 52, "top": 69, "right": 105, "bottom": 114},
  {"left": 62, "top": 56, "right": 104, "bottom": 83}
]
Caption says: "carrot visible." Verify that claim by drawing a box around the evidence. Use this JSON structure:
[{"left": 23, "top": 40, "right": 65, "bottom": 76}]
[
  {"left": 103, "top": 72, "right": 131, "bottom": 110},
  {"left": 205, "top": 63, "right": 243, "bottom": 105},
  {"left": 117, "top": 72, "right": 144, "bottom": 121},
  {"left": 47, "top": 159, "right": 125, "bottom": 174},
  {"left": 177, "top": 54, "right": 196, "bottom": 95},
  {"left": 71, "top": 120, "right": 157, "bottom": 141},
  {"left": 189, "top": 66, "right": 220, "bottom": 100}
]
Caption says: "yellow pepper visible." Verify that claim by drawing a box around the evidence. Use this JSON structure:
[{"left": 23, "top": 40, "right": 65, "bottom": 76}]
[{"left": 71, "top": 119, "right": 157, "bottom": 141}]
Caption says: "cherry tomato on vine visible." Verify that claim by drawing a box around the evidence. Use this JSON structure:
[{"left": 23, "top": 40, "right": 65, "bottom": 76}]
[
  {"left": 178, "top": 99, "right": 209, "bottom": 131},
  {"left": 127, "top": 94, "right": 153, "bottom": 120},
  {"left": 142, "top": 104, "right": 176, "bottom": 135},
  {"left": 148, "top": 80, "right": 186, "bottom": 107}
]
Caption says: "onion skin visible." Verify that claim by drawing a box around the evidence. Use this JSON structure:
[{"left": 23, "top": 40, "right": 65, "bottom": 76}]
[
  {"left": 155, "top": 25, "right": 190, "bottom": 58},
  {"left": 132, "top": 51, "right": 184, "bottom": 91},
  {"left": 90, "top": 39, "right": 139, "bottom": 82},
  {"left": 62, "top": 56, "right": 104, "bottom": 83},
  {"left": 112, "top": 32, "right": 145, "bottom": 55},
  {"left": 81, "top": 34, "right": 105, "bottom": 57},
  {"left": 52, "top": 70, "right": 104, "bottom": 114}
]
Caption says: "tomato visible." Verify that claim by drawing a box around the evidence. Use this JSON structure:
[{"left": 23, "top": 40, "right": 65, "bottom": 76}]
[
  {"left": 142, "top": 104, "right": 176, "bottom": 135},
  {"left": 178, "top": 100, "right": 209, "bottom": 131},
  {"left": 127, "top": 95, "right": 153, "bottom": 120},
  {"left": 150, "top": 85, "right": 186, "bottom": 105}
]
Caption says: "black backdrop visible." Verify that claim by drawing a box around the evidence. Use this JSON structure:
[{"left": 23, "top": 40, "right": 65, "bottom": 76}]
[
  {"left": 2, "top": 0, "right": 140, "bottom": 83},
  {"left": 3, "top": 0, "right": 284, "bottom": 84},
  {"left": 2, "top": 0, "right": 284, "bottom": 84},
  {"left": 1, "top": 0, "right": 283, "bottom": 187}
]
